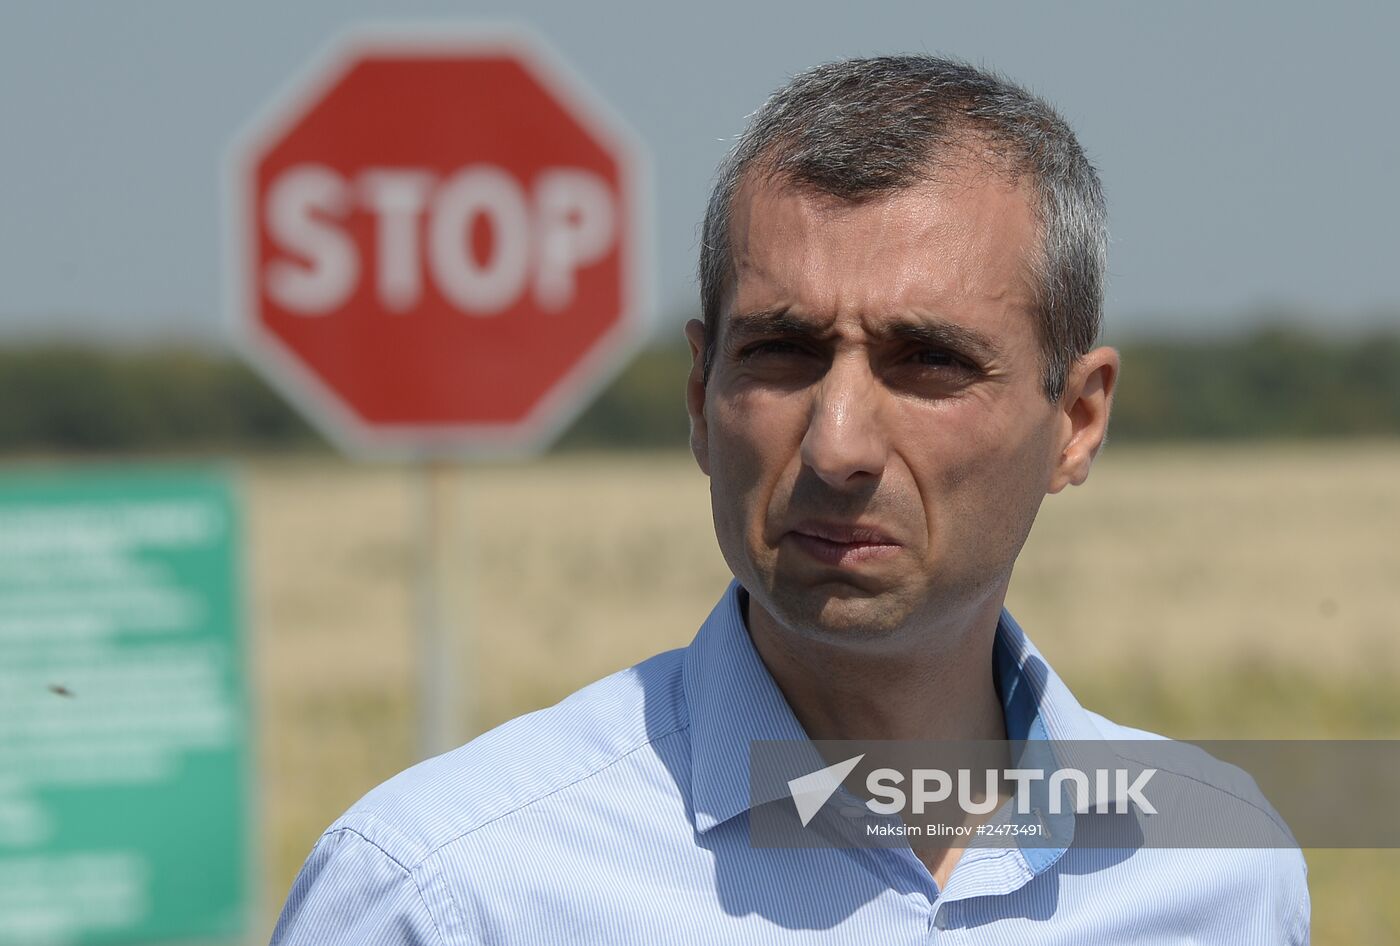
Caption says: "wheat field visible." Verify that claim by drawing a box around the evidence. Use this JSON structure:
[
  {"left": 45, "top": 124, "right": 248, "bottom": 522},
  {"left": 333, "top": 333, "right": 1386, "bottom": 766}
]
[{"left": 245, "top": 443, "right": 1400, "bottom": 943}]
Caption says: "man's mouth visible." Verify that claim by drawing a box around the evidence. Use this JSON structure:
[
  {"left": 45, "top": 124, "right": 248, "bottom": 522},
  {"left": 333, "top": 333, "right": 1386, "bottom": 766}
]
[{"left": 784, "top": 520, "right": 901, "bottom": 566}]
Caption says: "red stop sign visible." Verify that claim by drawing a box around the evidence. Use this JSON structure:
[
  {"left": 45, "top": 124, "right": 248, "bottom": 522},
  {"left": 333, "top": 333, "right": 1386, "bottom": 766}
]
[{"left": 227, "top": 29, "right": 650, "bottom": 457}]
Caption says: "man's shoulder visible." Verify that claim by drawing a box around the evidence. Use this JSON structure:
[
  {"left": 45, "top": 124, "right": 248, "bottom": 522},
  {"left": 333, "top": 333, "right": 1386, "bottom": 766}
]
[
  {"left": 1078, "top": 707, "right": 1307, "bottom": 913},
  {"left": 325, "top": 645, "right": 691, "bottom": 870},
  {"left": 1081, "top": 708, "right": 1295, "bottom": 837}
]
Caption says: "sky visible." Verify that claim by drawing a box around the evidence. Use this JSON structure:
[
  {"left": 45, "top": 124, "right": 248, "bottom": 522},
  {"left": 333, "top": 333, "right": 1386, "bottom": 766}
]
[{"left": 1, "top": 0, "right": 1397, "bottom": 348}]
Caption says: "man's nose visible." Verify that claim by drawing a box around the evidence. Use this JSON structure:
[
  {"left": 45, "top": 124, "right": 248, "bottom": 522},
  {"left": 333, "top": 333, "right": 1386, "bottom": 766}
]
[{"left": 799, "top": 355, "right": 888, "bottom": 488}]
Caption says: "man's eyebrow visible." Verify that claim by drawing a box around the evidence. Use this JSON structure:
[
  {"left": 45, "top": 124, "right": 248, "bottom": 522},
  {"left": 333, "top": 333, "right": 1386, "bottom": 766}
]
[
  {"left": 723, "top": 309, "right": 820, "bottom": 344},
  {"left": 878, "top": 319, "right": 1004, "bottom": 363},
  {"left": 724, "top": 309, "right": 1004, "bottom": 363}
]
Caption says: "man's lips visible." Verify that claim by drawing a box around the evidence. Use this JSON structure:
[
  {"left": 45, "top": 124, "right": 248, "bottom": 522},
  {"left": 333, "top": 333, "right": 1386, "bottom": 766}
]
[{"left": 783, "top": 520, "right": 901, "bottom": 566}]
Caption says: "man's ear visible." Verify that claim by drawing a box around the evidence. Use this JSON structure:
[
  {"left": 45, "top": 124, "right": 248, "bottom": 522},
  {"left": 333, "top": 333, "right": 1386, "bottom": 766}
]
[
  {"left": 683, "top": 319, "right": 711, "bottom": 476},
  {"left": 1048, "top": 346, "right": 1119, "bottom": 494}
]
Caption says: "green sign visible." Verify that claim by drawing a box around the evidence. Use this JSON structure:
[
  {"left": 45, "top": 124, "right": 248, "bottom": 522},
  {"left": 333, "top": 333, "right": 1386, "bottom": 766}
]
[{"left": 0, "top": 469, "right": 249, "bottom": 945}]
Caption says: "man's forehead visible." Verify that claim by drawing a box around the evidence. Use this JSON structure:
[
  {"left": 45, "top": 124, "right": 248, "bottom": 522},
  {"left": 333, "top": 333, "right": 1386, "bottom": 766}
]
[
  {"left": 728, "top": 156, "right": 1039, "bottom": 251},
  {"left": 722, "top": 165, "right": 1042, "bottom": 346}
]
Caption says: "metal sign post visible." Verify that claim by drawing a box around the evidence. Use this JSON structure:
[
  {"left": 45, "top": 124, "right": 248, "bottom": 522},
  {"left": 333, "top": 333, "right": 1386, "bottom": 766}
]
[{"left": 415, "top": 462, "right": 461, "bottom": 758}]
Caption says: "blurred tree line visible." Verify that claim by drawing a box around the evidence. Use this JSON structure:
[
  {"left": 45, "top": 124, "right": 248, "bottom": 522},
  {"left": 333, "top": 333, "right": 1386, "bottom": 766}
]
[{"left": 0, "top": 326, "right": 1396, "bottom": 454}]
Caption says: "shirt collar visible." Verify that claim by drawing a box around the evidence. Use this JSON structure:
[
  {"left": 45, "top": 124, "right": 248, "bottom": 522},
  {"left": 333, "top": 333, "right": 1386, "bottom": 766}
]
[
  {"left": 683, "top": 580, "right": 810, "bottom": 833},
  {"left": 987, "top": 608, "right": 1129, "bottom": 876},
  {"left": 683, "top": 579, "right": 1122, "bottom": 836},
  {"left": 992, "top": 608, "right": 1109, "bottom": 743}
]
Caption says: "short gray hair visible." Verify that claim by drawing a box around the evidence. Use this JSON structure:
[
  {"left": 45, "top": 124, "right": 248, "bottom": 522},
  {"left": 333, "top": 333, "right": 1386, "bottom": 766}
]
[{"left": 697, "top": 55, "right": 1107, "bottom": 401}]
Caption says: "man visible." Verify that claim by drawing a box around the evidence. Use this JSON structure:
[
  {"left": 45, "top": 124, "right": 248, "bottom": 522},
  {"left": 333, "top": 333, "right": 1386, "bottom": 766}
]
[{"left": 271, "top": 56, "right": 1308, "bottom": 943}]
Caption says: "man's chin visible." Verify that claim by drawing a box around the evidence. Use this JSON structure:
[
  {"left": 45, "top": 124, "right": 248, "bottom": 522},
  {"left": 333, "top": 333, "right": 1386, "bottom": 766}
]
[{"left": 762, "top": 580, "right": 915, "bottom": 644}]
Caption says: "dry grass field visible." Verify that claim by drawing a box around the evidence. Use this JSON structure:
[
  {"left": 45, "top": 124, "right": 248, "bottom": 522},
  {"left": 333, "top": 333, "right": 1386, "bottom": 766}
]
[{"left": 246, "top": 442, "right": 1400, "bottom": 943}]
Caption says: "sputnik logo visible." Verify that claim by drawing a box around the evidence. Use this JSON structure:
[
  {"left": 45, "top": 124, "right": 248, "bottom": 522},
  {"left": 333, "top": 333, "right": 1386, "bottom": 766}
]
[{"left": 787, "top": 755, "right": 865, "bottom": 826}]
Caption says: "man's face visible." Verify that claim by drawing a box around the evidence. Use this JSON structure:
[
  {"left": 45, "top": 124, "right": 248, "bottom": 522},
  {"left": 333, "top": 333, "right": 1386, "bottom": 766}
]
[{"left": 687, "top": 162, "right": 1088, "bottom": 648}]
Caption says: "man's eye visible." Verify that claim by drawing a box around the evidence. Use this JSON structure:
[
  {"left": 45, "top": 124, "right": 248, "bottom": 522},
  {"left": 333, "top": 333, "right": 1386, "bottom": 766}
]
[
  {"left": 742, "top": 340, "right": 806, "bottom": 359},
  {"left": 913, "top": 349, "right": 967, "bottom": 370}
]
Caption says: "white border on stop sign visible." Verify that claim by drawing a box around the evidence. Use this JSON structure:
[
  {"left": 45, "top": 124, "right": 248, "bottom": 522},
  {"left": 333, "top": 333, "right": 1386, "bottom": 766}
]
[{"left": 223, "top": 21, "right": 655, "bottom": 461}]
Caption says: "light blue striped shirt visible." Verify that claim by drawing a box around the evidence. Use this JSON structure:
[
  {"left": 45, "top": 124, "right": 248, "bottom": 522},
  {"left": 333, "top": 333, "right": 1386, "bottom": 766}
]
[{"left": 271, "top": 580, "right": 1309, "bottom": 944}]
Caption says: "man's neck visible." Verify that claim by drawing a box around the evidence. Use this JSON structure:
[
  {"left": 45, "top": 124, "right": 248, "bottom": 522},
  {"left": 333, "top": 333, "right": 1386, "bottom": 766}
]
[{"left": 742, "top": 588, "right": 1009, "bottom": 744}]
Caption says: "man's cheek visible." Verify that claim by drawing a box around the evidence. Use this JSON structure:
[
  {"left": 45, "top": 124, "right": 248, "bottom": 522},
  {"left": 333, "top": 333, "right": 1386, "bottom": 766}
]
[
  {"left": 713, "top": 414, "right": 779, "bottom": 504},
  {"left": 709, "top": 458, "right": 764, "bottom": 551}
]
